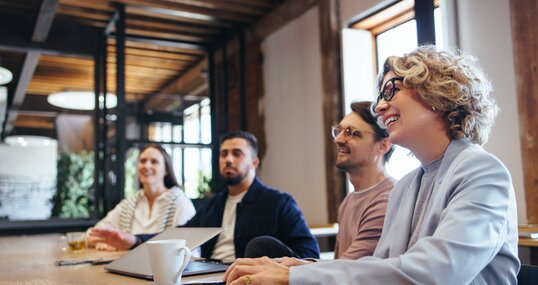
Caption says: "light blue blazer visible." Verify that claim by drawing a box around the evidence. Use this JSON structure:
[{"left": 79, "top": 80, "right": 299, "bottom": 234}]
[{"left": 291, "top": 139, "right": 519, "bottom": 284}]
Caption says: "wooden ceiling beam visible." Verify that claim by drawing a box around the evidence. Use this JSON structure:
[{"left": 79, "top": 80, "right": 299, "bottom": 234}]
[
  {"left": 127, "top": 8, "right": 230, "bottom": 28},
  {"left": 14, "top": 120, "right": 55, "bottom": 129},
  {"left": 4, "top": 52, "right": 41, "bottom": 134},
  {"left": 112, "top": 39, "right": 207, "bottom": 55},
  {"left": 123, "top": 0, "right": 256, "bottom": 24},
  {"left": 109, "top": 47, "right": 201, "bottom": 61},
  {"left": 11, "top": 110, "right": 58, "bottom": 117},
  {"left": 218, "top": 0, "right": 274, "bottom": 9},
  {"left": 125, "top": 28, "right": 208, "bottom": 43},
  {"left": 126, "top": 18, "right": 220, "bottom": 35},
  {"left": 0, "top": 22, "right": 98, "bottom": 56},
  {"left": 32, "top": 0, "right": 60, "bottom": 42},
  {"left": 112, "top": 33, "right": 209, "bottom": 51},
  {"left": 159, "top": 0, "right": 267, "bottom": 16},
  {"left": 250, "top": 0, "right": 319, "bottom": 41},
  {"left": 142, "top": 58, "right": 207, "bottom": 110},
  {"left": 156, "top": 58, "right": 206, "bottom": 95},
  {"left": 56, "top": 6, "right": 112, "bottom": 22}
]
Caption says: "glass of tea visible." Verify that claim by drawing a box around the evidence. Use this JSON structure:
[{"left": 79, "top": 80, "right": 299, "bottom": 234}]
[{"left": 66, "top": 232, "right": 87, "bottom": 252}]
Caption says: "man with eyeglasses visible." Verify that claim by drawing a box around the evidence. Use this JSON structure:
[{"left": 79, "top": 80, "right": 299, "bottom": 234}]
[
  {"left": 330, "top": 101, "right": 396, "bottom": 259},
  {"left": 241, "top": 102, "right": 395, "bottom": 262}
]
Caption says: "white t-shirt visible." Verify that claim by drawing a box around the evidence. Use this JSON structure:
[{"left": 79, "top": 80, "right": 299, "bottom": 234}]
[{"left": 210, "top": 191, "right": 247, "bottom": 262}]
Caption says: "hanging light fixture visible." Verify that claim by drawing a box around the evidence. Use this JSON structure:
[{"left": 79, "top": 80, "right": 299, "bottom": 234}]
[
  {"left": 0, "top": 66, "right": 12, "bottom": 85},
  {"left": 47, "top": 91, "right": 117, "bottom": 110},
  {"left": 5, "top": 135, "right": 57, "bottom": 147}
]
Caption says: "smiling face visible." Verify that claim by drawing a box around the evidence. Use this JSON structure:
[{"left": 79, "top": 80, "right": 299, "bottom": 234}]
[
  {"left": 334, "top": 112, "right": 385, "bottom": 172},
  {"left": 137, "top": 147, "right": 167, "bottom": 188},
  {"left": 374, "top": 71, "right": 441, "bottom": 150},
  {"left": 219, "top": 138, "right": 259, "bottom": 186}
]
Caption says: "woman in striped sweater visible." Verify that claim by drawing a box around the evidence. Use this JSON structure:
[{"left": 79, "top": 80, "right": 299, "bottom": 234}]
[{"left": 87, "top": 144, "right": 195, "bottom": 251}]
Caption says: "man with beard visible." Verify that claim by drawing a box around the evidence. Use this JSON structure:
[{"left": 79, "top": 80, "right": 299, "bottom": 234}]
[
  {"left": 234, "top": 102, "right": 395, "bottom": 261},
  {"left": 331, "top": 101, "right": 396, "bottom": 259},
  {"left": 89, "top": 131, "right": 319, "bottom": 262}
]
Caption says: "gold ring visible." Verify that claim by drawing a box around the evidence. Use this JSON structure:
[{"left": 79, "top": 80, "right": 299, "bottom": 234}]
[{"left": 243, "top": 275, "right": 252, "bottom": 285}]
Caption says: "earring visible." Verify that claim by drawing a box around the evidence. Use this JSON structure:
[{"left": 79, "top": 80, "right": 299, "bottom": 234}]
[{"left": 431, "top": 106, "right": 437, "bottom": 112}]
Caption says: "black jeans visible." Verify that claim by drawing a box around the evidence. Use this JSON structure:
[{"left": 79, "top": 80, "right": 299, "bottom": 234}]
[{"left": 244, "top": 236, "right": 298, "bottom": 258}]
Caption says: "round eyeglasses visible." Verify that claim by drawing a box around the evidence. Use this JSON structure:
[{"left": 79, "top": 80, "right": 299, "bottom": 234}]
[
  {"left": 373, "top": 76, "right": 404, "bottom": 109},
  {"left": 331, "top": 125, "right": 375, "bottom": 140}
]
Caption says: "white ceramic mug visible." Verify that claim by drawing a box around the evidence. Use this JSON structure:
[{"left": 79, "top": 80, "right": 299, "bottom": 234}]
[{"left": 147, "top": 239, "right": 192, "bottom": 285}]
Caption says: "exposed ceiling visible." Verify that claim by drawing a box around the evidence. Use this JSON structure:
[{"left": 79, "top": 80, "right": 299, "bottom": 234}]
[{"left": 0, "top": 0, "right": 281, "bottom": 138}]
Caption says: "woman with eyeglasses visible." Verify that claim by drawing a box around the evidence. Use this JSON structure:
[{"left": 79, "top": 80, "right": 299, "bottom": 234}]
[{"left": 223, "top": 45, "right": 519, "bottom": 285}]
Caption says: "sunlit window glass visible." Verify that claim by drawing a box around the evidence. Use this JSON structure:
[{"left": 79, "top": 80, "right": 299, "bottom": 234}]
[
  {"left": 173, "top": 147, "right": 182, "bottom": 185},
  {"left": 172, "top": 125, "right": 182, "bottom": 143},
  {"left": 184, "top": 104, "right": 201, "bottom": 144},
  {"left": 200, "top": 98, "right": 212, "bottom": 144},
  {"left": 376, "top": 20, "right": 418, "bottom": 71},
  {"left": 161, "top": 123, "right": 172, "bottom": 143},
  {"left": 184, "top": 148, "right": 200, "bottom": 198},
  {"left": 434, "top": 7, "right": 444, "bottom": 49}
]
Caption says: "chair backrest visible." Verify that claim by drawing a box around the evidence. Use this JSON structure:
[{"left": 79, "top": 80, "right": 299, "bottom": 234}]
[{"left": 517, "top": 264, "right": 538, "bottom": 285}]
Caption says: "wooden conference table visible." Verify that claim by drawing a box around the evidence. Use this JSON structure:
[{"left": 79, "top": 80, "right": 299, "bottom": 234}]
[
  {"left": 0, "top": 234, "right": 224, "bottom": 285},
  {"left": 3, "top": 226, "right": 537, "bottom": 284},
  {"left": 519, "top": 225, "right": 538, "bottom": 265}
]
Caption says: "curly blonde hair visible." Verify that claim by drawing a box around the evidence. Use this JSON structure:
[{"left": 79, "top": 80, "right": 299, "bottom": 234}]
[{"left": 376, "top": 45, "right": 498, "bottom": 145}]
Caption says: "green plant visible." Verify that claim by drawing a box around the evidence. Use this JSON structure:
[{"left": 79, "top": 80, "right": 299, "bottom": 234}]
[
  {"left": 196, "top": 171, "right": 212, "bottom": 198},
  {"left": 51, "top": 151, "right": 94, "bottom": 219},
  {"left": 124, "top": 148, "right": 140, "bottom": 198}
]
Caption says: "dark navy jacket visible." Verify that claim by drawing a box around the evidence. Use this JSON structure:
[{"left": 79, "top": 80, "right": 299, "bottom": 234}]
[
  {"left": 137, "top": 178, "right": 319, "bottom": 259},
  {"left": 185, "top": 178, "right": 319, "bottom": 259}
]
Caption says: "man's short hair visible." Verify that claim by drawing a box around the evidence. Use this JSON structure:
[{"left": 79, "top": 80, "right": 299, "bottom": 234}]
[
  {"left": 351, "top": 101, "right": 394, "bottom": 163},
  {"left": 219, "top": 131, "right": 259, "bottom": 156}
]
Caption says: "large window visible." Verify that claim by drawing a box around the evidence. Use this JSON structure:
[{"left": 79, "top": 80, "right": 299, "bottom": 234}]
[
  {"left": 343, "top": 0, "right": 443, "bottom": 181},
  {"left": 146, "top": 98, "right": 212, "bottom": 199}
]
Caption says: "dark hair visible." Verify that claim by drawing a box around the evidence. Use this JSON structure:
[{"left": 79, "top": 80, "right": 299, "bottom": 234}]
[
  {"left": 351, "top": 101, "right": 394, "bottom": 163},
  {"left": 138, "top": 143, "right": 180, "bottom": 189},
  {"left": 219, "top": 131, "right": 259, "bottom": 156}
]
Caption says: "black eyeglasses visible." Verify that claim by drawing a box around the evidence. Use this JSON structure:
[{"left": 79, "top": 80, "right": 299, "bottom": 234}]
[
  {"left": 374, "top": 76, "right": 404, "bottom": 108},
  {"left": 331, "top": 125, "right": 375, "bottom": 140}
]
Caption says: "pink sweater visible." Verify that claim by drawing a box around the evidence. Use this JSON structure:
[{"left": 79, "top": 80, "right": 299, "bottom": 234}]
[{"left": 335, "top": 177, "right": 396, "bottom": 259}]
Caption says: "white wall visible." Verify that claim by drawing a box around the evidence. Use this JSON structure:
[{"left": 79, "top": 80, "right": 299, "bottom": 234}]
[
  {"left": 453, "top": 0, "right": 525, "bottom": 223},
  {"left": 259, "top": 0, "right": 525, "bottom": 224},
  {"left": 258, "top": 7, "right": 328, "bottom": 226}
]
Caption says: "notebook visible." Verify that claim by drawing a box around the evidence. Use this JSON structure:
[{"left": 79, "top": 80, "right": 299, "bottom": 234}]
[{"left": 105, "top": 227, "right": 229, "bottom": 279}]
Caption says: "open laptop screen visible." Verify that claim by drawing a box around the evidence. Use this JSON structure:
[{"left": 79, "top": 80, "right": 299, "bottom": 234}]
[{"left": 105, "top": 227, "right": 228, "bottom": 279}]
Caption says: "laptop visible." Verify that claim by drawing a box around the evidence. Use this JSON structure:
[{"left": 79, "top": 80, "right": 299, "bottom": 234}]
[{"left": 105, "top": 227, "right": 230, "bottom": 279}]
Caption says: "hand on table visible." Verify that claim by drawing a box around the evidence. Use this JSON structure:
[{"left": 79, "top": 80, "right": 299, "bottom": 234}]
[
  {"left": 223, "top": 257, "right": 290, "bottom": 285},
  {"left": 94, "top": 242, "right": 118, "bottom": 251},
  {"left": 275, "top": 257, "right": 314, "bottom": 267},
  {"left": 87, "top": 227, "right": 136, "bottom": 251}
]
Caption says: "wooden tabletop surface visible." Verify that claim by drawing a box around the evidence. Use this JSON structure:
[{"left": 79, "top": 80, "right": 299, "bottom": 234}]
[
  {"left": 0, "top": 233, "right": 223, "bottom": 285},
  {"left": 519, "top": 225, "right": 538, "bottom": 247},
  {"left": 2, "top": 226, "right": 536, "bottom": 284}
]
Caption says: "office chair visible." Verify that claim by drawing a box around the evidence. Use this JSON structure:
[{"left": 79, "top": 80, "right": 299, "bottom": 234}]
[{"left": 517, "top": 264, "right": 538, "bottom": 285}]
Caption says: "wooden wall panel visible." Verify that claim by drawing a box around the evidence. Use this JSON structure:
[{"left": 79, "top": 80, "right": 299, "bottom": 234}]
[
  {"left": 319, "top": 0, "right": 345, "bottom": 223},
  {"left": 509, "top": 0, "right": 538, "bottom": 223}
]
